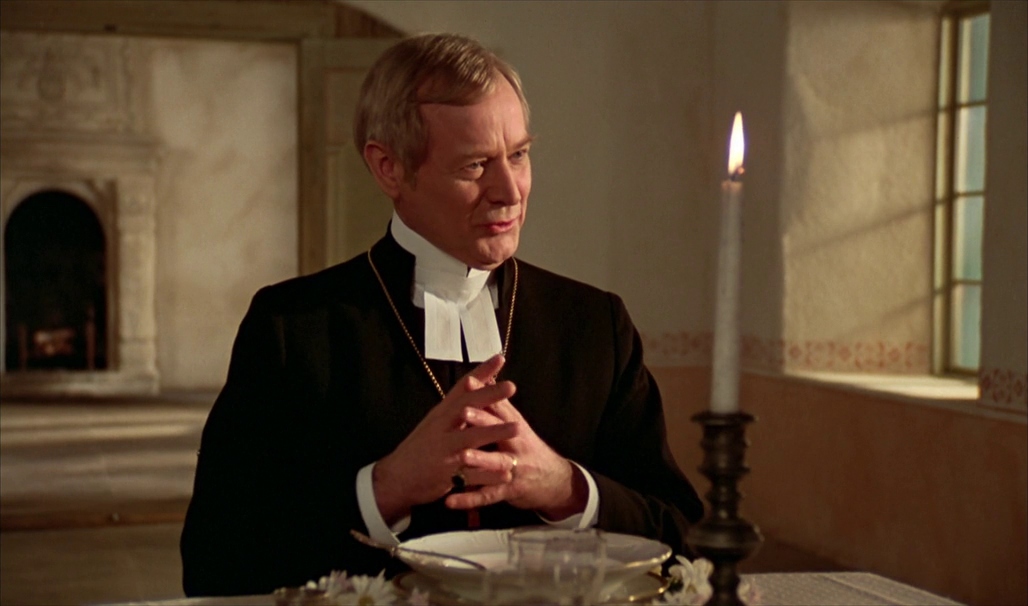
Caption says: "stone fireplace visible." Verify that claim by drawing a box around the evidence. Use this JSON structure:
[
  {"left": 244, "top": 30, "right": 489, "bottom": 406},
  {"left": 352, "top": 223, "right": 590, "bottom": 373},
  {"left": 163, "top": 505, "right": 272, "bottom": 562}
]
[
  {"left": 1, "top": 32, "right": 160, "bottom": 396},
  {"left": 5, "top": 189, "right": 108, "bottom": 371}
]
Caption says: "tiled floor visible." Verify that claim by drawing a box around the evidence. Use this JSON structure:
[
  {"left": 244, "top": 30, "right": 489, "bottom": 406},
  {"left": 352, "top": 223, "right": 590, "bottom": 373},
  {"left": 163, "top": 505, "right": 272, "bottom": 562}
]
[{"left": 0, "top": 396, "right": 845, "bottom": 605}]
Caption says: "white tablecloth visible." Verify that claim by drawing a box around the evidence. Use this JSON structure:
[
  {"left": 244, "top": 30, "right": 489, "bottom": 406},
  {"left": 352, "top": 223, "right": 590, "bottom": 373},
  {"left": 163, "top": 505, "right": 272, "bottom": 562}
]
[
  {"left": 749, "top": 572, "right": 962, "bottom": 606},
  {"left": 111, "top": 571, "right": 962, "bottom": 606}
]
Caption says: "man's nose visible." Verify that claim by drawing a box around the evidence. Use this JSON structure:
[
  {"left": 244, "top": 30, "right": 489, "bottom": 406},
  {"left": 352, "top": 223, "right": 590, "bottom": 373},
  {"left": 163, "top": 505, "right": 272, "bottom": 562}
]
[{"left": 485, "top": 161, "right": 522, "bottom": 206}]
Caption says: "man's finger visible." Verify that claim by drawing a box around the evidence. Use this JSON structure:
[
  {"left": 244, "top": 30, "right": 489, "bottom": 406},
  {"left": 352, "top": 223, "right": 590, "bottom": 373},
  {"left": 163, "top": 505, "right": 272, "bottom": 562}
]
[
  {"left": 458, "top": 380, "right": 516, "bottom": 410},
  {"left": 460, "top": 448, "right": 517, "bottom": 473},
  {"left": 451, "top": 421, "right": 518, "bottom": 451},
  {"left": 465, "top": 354, "right": 505, "bottom": 387},
  {"left": 440, "top": 355, "right": 505, "bottom": 404},
  {"left": 486, "top": 397, "right": 525, "bottom": 424},
  {"left": 445, "top": 483, "right": 511, "bottom": 510},
  {"left": 450, "top": 404, "right": 502, "bottom": 431},
  {"left": 458, "top": 467, "right": 513, "bottom": 488},
  {"left": 460, "top": 406, "right": 506, "bottom": 427}
]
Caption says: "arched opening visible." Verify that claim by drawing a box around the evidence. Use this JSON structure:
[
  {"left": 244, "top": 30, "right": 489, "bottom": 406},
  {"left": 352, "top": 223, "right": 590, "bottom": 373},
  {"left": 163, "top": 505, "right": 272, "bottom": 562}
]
[{"left": 4, "top": 190, "right": 108, "bottom": 371}]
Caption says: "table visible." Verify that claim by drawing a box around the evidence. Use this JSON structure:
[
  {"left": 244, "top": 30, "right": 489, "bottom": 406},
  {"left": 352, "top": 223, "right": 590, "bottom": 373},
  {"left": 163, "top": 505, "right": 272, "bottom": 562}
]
[
  {"left": 111, "top": 571, "right": 963, "bottom": 605},
  {"left": 750, "top": 572, "right": 962, "bottom": 606}
]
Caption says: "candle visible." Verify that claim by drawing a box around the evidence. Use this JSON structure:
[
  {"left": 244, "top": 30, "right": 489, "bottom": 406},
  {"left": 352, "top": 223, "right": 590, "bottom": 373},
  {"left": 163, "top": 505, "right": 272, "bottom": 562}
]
[{"left": 710, "top": 112, "right": 745, "bottom": 414}]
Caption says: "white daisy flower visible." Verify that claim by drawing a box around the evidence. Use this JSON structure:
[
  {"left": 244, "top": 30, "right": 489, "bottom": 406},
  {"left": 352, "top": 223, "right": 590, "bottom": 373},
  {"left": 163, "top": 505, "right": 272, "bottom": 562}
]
[
  {"left": 340, "top": 571, "right": 395, "bottom": 606},
  {"left": 319, "top": 570, "right": 354, "bottom": 598},
  {"left": 667, "top": 555, "right": 713, "bottom": 600},
  {"left": 663, "top": 556, "right": 760, "bottom": 605}
]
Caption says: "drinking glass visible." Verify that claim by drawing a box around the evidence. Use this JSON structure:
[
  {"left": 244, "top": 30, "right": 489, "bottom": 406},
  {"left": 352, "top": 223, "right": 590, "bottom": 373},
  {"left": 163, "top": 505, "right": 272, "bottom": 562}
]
[{"left": 486, "top": 527, "right": 607, "bottom": 605}]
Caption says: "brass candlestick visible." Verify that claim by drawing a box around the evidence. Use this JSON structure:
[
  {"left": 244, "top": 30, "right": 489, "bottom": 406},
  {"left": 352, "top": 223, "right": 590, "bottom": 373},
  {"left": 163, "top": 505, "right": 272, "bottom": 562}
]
[{"left": 686, "top": 411, "right": 763, "bottom": 606}]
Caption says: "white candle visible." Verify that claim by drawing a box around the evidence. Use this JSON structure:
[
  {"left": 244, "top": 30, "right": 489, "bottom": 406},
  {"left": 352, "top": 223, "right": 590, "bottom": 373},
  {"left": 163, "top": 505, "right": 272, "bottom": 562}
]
[{"left": 710, "top": 112, "right": 745, "bottom": 414}]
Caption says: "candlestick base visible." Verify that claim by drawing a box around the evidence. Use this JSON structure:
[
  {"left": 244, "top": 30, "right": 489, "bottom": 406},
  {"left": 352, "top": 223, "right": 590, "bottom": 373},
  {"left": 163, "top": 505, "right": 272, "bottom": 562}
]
[{"left": 686, "top": 411, "right": 763, "bottom": 606}]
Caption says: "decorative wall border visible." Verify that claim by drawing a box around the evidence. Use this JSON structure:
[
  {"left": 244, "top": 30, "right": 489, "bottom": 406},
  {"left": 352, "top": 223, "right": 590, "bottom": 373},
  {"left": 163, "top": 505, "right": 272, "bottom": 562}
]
[
  {"left": 979, "top": 367, "right": 1028, "bottom": 410},
  {"left": 641, "top": 331, "right": 713, "bottom": 368},
  {"left": 642, "top": 331, "right": 930, "bottom": 374},
  {"left": 643, "top": 331, "right": 1026, "bottom": 412}
]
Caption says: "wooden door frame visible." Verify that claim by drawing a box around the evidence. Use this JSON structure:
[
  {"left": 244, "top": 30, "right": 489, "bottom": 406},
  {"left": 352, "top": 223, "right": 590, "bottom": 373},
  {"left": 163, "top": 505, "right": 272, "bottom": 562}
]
[{"left": 0, "top": 0, "right": 402, "bottom": 275}]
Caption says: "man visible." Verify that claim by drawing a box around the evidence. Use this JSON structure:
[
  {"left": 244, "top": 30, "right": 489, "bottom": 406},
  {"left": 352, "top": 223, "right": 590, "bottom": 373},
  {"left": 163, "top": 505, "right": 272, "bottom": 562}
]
[{"left": 181, "top": 33, "right": 702, "bottom": 597}]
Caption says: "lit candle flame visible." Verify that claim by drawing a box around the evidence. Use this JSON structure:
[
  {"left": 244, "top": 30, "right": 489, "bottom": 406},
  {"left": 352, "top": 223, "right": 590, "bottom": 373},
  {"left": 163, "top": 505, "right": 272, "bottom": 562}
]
[{"left": 727, "top": 111, "right": 745, "bottom": 177}]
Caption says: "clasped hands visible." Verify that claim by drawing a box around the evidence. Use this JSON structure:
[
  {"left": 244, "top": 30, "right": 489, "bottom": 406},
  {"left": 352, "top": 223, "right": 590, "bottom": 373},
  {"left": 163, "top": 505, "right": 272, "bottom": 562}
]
[{"left": 372, "top": 354, "right": 586, "bottom": 525}]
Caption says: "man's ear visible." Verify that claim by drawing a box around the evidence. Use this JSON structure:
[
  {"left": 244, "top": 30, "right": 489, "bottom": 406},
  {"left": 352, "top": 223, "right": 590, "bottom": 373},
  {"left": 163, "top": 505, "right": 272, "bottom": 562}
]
[{"left": 363, "top": 141, "right": 406, "bottom": 199}]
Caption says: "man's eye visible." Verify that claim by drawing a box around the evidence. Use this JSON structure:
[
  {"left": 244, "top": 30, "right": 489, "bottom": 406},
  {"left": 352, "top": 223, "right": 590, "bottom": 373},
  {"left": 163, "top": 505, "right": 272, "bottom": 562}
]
[
  {"left": 510, "top": 149, "right": 529, "bottom": 162},
  {"left": 465, "top": 161, "right": 485, "bottom": 172}
]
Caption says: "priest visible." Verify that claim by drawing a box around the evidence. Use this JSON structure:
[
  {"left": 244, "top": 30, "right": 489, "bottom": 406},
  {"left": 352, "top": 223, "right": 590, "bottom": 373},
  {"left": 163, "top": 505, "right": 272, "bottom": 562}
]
[{"left": 181, "top": 32, "right": 703, "bottom": 597}]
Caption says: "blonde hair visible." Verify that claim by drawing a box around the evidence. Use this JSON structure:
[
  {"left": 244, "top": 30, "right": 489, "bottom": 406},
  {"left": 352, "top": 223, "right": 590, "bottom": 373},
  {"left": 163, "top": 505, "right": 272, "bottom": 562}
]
[{"left": 353, "top": 33, "right": 530, "bottom": 180}]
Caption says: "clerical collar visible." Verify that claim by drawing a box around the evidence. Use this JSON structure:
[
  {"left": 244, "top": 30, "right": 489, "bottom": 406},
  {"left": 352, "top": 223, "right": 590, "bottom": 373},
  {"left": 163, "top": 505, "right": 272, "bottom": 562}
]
[{"left": 390, "top": 212, "right": 502, "bottom": 363}]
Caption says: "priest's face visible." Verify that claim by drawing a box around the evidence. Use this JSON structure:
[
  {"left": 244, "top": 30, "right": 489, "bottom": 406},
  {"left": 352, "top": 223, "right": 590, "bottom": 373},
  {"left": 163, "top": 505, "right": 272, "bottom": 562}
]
[{"left": 395, "top": 77, "right": 532, "bottom": 270}]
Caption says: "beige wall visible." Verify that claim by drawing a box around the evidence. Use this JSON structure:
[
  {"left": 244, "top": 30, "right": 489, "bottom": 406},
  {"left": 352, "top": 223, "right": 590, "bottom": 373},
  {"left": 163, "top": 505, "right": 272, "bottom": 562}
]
[
  {"left": 980, "top": 0, "right": 1028, "bottom": 405},
  {"left": 712, "top": 2, "right": 789, "bottom": 354},
  {"left": 146, "top": 38, "right": 298, "bottom": 389},
  {"left": 779, "top": 2, "right": 937, "bottom": 371}
]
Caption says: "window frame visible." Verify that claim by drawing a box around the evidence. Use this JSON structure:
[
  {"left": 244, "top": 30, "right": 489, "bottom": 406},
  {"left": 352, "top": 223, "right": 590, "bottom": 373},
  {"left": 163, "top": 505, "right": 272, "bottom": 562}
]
[{"left": 934, "top": 1, "right": 990, "bottom": 376}]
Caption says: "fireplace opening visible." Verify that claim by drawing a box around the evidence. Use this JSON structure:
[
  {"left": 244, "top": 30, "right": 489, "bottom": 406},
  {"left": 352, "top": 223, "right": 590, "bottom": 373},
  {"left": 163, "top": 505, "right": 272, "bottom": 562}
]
[{"left": 4, "top": 190, "right": 108, "bottom": 371}]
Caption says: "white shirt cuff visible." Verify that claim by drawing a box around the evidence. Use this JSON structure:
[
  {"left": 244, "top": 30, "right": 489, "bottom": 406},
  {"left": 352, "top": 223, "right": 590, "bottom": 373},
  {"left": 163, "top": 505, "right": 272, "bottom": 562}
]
[
  {"left": 537, "top": 461, "right": 600, "bottom": 529},
  {"left": 356, "top": 462, "right": 410, "bottom": 546}
]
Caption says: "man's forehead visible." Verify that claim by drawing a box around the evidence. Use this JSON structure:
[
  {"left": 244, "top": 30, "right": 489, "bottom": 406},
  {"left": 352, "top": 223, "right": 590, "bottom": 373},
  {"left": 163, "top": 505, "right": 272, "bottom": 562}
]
[
  {"left": 421, "top": 102, "right": 529, "bottom": 153},
  {"left": 424, "top": 122, "right": 532, "bottom": 161}
]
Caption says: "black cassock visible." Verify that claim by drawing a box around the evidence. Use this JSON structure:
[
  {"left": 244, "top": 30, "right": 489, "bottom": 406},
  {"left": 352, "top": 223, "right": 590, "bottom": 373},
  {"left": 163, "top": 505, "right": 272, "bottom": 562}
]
[{"left": 181, "top": 230, "right": 703, "bottom": 596}]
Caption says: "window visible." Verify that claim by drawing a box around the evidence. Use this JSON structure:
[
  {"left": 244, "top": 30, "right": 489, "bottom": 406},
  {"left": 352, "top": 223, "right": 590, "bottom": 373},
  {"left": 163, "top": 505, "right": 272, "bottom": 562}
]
[{"left": 935, "top": 4, "right": 990, "bottom": 374}]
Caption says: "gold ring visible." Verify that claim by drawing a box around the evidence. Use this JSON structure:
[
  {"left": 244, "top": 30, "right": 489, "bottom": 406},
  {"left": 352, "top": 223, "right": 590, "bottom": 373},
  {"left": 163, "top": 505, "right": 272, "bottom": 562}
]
[{"left": 510, "top": 455, "right": 518, "bottom": 472}]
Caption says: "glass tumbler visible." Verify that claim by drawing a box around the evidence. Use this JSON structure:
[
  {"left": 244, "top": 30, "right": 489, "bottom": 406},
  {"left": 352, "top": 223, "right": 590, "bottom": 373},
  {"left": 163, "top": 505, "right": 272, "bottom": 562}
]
[{"left": 498, "top": 527, "right": 607, "bottom": 605}]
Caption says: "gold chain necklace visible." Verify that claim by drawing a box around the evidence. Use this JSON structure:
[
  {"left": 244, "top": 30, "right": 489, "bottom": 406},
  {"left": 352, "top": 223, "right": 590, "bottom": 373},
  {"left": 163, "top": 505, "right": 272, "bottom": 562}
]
[{"left": 367, "top": 250, "right": 518, "bottom": 399}]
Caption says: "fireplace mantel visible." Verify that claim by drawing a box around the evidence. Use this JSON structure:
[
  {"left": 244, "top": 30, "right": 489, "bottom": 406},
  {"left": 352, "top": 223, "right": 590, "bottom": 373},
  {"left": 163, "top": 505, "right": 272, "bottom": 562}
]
[
  {"left": 1, "top": 131, "right": 161, "bottom": 397},
  {"left": 1, "top": 29, "right": 162, "bottom": 397}
]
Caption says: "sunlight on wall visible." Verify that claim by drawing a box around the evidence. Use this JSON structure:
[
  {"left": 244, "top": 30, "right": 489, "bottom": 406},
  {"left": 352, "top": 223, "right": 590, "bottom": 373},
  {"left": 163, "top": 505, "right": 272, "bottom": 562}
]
[{"left": 146, "top": 38, "right": 298, "bottom": 389}]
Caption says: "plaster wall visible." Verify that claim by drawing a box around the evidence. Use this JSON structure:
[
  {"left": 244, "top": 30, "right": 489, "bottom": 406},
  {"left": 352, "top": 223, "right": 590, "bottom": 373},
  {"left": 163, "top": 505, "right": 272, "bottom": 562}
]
[
  {"left": 980, "top": 0, "right": 1028, "bottom": 403},
  {"left": 711, "top": 2, "right": 789, "bottom": 360},
  {"left": 598, "top": 2, "right": 715, "bottom": 339},
  {"left": 778, "top": 1, "right": 938, "bottom": 372},
  {"left": 144, "top": 38, "right": 298, "bottom": 389}
]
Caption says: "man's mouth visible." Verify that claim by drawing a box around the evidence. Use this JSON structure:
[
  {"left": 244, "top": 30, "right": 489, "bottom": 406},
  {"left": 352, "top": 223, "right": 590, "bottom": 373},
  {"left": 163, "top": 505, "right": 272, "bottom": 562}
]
[{"left": 481, "top": 218, "right": 518, "bottom": 234}]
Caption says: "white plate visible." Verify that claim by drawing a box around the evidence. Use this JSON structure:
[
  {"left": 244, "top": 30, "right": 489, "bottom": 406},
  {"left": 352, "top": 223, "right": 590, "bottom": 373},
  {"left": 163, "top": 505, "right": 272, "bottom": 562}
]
[
  {"left": 393, "top": 571, "right": 669, "bottom": 605},
  {"left": 396, "top": 529, "right": 671, "bottom": 602}
]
